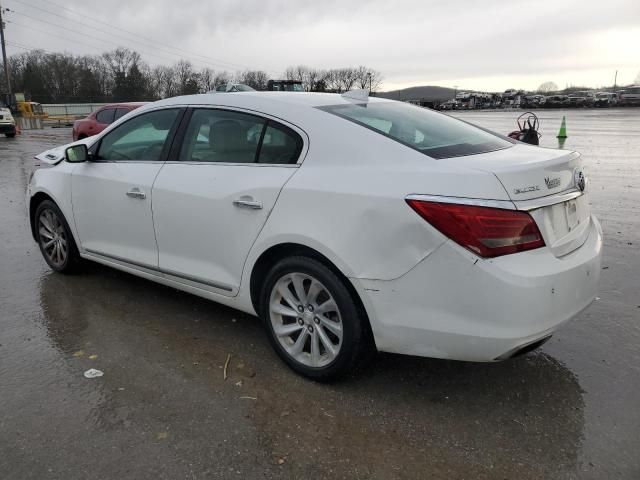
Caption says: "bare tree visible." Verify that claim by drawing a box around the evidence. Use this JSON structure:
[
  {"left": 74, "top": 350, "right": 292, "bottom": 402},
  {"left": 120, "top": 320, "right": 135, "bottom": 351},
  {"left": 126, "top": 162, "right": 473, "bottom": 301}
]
[
  {"left": 103, "top": 48, "right": 140, "bottom": 76},
  {"left": 355, "top": 66, "right": 383, "bottom": 92},
  {"left": 537, "top": 81, "right": 558, "bottom": 94},
  {"left": 213, "top": 70, "right": 231, "bottom": 89},
  {"left": 198, "top": 67, "right": 214, "bottom": 92},
  {"left": 236, "top": 70, "right": 268, "bottom": 90}
]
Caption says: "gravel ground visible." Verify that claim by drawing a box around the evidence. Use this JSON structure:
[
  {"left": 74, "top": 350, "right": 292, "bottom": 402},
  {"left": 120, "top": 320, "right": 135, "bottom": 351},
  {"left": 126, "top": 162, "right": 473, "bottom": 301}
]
[{"left": 1, "top": 108, "right": 638, "bottom": 479}]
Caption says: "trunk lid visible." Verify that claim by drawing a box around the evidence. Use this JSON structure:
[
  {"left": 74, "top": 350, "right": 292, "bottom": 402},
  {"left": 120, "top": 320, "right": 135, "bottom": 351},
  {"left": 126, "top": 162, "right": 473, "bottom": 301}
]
[{"left": 448, "top": 144, "right": 591, "bottom": 257}]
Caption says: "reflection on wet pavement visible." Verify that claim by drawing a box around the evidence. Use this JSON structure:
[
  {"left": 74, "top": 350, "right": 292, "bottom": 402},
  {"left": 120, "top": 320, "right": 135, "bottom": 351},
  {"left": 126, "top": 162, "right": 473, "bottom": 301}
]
[{"left": 1, "top": 111, "right": 639, "bottom": 479}]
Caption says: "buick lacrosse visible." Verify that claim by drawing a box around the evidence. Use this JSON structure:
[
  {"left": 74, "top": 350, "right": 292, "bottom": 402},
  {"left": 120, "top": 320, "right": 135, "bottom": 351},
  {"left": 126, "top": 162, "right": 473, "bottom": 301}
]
[{"left": 27, "top": 91, "right": 602, "bottom": 379}]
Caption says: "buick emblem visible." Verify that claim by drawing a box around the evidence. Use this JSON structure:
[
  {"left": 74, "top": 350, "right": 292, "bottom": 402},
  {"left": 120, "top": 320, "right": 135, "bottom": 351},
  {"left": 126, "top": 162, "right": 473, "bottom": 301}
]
[{"left": 574, "top": 168, "right": 586, "bottom": 192}]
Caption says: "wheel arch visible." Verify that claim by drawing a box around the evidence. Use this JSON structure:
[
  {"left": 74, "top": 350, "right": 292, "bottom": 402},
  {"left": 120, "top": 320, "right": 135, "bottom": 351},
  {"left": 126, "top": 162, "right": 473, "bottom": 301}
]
[
  {"left": 248, "top": 242, "right": 375, "bottom": 346},
  {"left": 29, "top": 191, "right": 57, "bottom": 241}
]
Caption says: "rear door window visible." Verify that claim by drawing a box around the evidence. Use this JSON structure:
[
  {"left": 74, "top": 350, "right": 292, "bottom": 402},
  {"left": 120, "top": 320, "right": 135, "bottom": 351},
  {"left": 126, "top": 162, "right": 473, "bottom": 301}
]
[
  {"left": 178, "top": 109, "right": 303, "bottom": 164},
  {"left": 257, "top": 123, "right": 303, "bottom": 164},
  {"left": 179, "top": 109, "right": 265, "bottom": 163},
  {"left": 319, "top": 102, "right": 513, "bottom": 159},
  {"left": 95, "top": 108, "right": 115, "bottom": 124}
]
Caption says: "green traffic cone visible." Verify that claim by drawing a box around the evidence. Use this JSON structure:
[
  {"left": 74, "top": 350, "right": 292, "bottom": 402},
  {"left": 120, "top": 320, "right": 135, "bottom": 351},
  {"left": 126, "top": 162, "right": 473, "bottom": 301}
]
[{"left": 557, "top": 116, "right": 568, "bottom": 138}]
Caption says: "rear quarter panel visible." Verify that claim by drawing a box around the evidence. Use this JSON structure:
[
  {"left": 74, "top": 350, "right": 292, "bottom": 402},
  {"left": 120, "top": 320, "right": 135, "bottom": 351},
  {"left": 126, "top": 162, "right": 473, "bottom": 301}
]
[{"left": 243, "top": 114, "right": 512, "bottom": 283}]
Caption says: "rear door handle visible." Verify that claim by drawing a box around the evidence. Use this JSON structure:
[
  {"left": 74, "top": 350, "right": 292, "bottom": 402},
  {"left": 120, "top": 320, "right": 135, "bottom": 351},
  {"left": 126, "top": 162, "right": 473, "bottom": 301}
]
[
  {"left": 126, "top": 188, "right": 146, "bottom": 200},
  {"left": 233, "top": 198, "right": 263, "bottom": 210}
]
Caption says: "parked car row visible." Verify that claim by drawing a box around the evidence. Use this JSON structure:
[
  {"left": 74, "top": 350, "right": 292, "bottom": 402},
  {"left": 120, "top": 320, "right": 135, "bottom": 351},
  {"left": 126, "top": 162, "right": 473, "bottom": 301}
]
[{"left": 437, "top": 86, "right": 640, "bottom": 111}]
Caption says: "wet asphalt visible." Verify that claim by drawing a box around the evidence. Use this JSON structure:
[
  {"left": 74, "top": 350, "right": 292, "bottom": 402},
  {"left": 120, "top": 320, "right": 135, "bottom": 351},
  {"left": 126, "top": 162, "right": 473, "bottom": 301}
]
[{"left": 1, "top": 109, "right": 639, "bottom": 479}]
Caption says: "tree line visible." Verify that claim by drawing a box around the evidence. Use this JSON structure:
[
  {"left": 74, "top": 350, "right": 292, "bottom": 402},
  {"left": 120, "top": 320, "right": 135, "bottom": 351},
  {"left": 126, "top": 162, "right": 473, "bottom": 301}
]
[{"left": 0, "top": 47, "right": 382, "bottom": 104}]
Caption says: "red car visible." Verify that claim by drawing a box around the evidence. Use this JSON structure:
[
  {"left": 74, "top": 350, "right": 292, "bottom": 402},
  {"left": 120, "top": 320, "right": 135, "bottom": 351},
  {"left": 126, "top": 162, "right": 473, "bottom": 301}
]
[{"left": 72, "top": 102, "right": 146, "bottom": 141}]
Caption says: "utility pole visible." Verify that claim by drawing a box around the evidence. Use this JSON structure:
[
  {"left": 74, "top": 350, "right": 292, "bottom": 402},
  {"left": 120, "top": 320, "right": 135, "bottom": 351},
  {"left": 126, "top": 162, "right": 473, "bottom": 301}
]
[
  {"left": 0, "top": 1, "right": 11, "bottom": 95},
  {"left": 614, "top": 70, "right": 618, "bottom": 91}
]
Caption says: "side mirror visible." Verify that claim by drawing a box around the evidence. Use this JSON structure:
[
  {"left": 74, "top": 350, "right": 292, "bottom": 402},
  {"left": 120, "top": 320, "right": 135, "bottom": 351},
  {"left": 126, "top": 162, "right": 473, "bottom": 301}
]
[{"left": 66, "top": 144, "right": 89, "bottom": 163}]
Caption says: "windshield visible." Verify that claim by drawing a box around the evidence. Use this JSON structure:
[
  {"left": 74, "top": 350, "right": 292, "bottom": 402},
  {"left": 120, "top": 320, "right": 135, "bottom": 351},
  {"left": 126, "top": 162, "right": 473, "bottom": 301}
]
[{"left": 319, "top": 102, "right": 512, "bottom": 159}]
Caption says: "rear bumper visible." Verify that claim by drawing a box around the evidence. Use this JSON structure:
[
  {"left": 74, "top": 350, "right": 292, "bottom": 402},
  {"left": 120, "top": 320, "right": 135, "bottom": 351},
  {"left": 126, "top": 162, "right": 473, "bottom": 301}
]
[{"left": 353, "top": 215, "right": 602, "bottom": 361}]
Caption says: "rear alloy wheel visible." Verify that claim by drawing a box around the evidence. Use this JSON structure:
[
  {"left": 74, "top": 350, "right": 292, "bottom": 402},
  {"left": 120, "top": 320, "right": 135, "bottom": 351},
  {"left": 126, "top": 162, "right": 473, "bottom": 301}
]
[
  {"left": 34, "top": 200, "right": 80, "bottom": 273},
  {"left": 270, "top": 273, "right": 343, "bottom": 368},
  {"left": 260, "top": 256, "right": 371, "bottom": 380}
]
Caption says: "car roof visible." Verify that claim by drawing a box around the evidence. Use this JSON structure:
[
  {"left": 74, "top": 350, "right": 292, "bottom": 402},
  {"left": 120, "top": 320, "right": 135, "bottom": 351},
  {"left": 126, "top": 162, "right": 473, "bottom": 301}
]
[{"left": 146, "top": 91, "right": 393, "bottom": 110}]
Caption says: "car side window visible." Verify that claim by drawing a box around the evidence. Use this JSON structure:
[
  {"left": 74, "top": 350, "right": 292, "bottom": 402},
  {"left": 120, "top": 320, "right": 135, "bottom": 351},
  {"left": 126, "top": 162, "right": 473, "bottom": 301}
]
[
  {"left": 95, "top": 108, "right": 115, "bottom": 124},
  {"left": 114, "top": 108, "right": 130, "bottom": 121},
  {"left": 179, "top": 109, "right": 265, "bottom": 163},
  {"left": 257, "top": 122, "right": 303, "bottom": 164},
  {"left": 96, "top": 109, "right": 179, "bottom": 162}
]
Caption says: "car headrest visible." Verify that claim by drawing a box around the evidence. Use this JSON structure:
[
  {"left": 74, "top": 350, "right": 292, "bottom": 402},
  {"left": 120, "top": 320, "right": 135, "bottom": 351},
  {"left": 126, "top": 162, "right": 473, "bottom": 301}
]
[{"left": 209, "top": 120, "right": 245, "bottom": 152}]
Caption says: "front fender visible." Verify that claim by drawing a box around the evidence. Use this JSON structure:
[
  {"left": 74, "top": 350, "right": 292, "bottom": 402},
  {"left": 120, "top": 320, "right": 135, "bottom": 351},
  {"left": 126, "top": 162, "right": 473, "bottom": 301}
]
[{"left": 28, "top": 164, "right": 79, "bottom": 248}]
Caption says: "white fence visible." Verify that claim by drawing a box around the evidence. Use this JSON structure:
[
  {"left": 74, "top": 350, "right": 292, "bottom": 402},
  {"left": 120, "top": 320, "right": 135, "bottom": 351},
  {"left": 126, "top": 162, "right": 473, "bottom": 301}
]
[{"left": 42, "top": 103, "right": 109, "bottom": 117}]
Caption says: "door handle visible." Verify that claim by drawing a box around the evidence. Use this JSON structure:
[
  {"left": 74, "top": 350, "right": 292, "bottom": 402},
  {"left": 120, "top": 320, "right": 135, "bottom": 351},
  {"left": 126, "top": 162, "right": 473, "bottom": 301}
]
[
  {"left": 126, "top": 188, "right": 146, "bottom": 200},
  {"left": 233, "top": 198, "right": 263, "bottom": 210}
]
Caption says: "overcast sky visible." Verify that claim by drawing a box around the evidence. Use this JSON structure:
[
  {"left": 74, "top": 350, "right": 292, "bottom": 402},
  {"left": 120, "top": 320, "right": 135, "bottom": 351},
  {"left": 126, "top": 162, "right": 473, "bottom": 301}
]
[{"left": 3, "top": 0, "right": 639, "bottom": 91}]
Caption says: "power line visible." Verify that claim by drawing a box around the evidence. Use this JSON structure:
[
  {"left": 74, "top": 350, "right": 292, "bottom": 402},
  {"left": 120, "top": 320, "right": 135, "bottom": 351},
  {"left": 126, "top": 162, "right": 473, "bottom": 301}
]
[
  {"left": 5, "top": 9, "right": 228, "bottom": 71},
  {"left": 7, "top": 20, "right": 115, "bottom": 53},
  {"left": 6, "top": 39, "right": 57, "bottom": 55},
  {"left": 8, "top": 0, "right": 279, "bottom": 75},
  {"left": 23, "top": 0, "right": 256, "bottom": 72}
]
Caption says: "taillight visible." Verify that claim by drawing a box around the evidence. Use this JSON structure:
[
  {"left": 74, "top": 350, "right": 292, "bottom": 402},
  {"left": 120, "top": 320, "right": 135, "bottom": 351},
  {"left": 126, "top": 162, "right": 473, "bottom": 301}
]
[{"left": 406, "top": 200, "right": 545, "bottom": 258}]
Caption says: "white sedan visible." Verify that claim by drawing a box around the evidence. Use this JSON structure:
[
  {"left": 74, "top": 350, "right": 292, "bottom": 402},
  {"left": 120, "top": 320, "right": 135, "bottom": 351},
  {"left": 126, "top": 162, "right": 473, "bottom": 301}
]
[{"left": 27, "top": 91, "right": 602, "bottom": 380}]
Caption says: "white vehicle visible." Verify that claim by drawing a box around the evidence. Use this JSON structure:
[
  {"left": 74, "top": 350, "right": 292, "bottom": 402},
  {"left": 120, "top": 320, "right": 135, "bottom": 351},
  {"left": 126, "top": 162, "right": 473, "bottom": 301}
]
[
  {"left": 0, "top": 107, "right": 17, "bottom": 138},
  {"left": 619, "top": 85, "right": 640, "bottom": 105},
  {"left": 27, "top": 91, "right": 602, "bottom": 380},
  {"left": 594, "top": 92, "right": 619, "bottom": 107}
]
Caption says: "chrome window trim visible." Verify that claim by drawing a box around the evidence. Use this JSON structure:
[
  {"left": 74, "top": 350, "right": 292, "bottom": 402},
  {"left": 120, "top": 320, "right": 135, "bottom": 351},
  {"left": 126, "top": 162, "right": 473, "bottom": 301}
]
[
  {"left": 405, "top": 194, "right": 516, "bottom": 210},
  {"left": 179, "top": 104, "right": 310, "bottom": 166},
  {"left": 162, "top": 161, "right": 299, "bottom": 168},
  {"left": 406, "top": 188, "right": 585, "bottom": 212}
]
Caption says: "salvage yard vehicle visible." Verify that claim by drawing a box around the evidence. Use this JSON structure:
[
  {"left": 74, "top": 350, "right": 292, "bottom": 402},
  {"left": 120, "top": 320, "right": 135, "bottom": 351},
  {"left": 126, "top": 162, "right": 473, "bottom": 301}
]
[
  {"left": 72, "top": 102, "right": 146, "bottom": 141},
  {"left": 619, "top": 85, "right": 640, "bottom": 105},
  {"left": 544, "top": 95, "right": 570, "bottom": 108},
  {"left": 568, "top": 91, "right": 595, "bottom": 107},
  {"left": 0, "top": 107, "right": 17, "bottom": 137},
  {"left": 594, "top": 92, "right": 618, "bottom": 107},
  {"left": 27, "top": 91, "right": 602, "bottom": 380},
  {"left": 214, "top": 83, "right": 256, "bottom": 93}
]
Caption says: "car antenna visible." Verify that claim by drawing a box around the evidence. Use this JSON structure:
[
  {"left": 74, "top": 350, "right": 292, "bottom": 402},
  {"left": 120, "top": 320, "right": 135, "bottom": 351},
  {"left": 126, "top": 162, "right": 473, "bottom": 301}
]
[{"left": 341, "top": 89, "right": 369, "bottom": 102}]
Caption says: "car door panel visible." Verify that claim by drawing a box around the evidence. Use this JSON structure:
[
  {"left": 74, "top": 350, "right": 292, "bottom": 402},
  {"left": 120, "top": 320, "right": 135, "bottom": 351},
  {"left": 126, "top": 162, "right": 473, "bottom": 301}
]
[
  {"left": 71, "top": 108, "right": 181, "bottom": 267},
  {"left": 152, "top": 164, "right": 296, "bottom": 294},
  {"left": 151, "top": 107, "right": 304, "bottom": 295},
  {"left": 71, "top": 162, "right": 163, "bottom": 267}
]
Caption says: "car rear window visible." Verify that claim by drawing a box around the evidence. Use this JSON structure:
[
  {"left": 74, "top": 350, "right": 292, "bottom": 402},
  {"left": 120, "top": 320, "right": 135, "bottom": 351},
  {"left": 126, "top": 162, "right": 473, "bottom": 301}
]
[{"left": 318, "top": 102, "right": 512, "bottom": 159}]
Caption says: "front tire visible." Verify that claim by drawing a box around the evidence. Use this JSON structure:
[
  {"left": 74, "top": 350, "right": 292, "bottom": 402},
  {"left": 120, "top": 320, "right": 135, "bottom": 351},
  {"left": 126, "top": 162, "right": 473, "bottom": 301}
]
[
  {"left": 260, "top": 256, "right": 371, "bottom": 381},
  {"left": 5, "top": 132, "right": 16, "bottom": 138},
  {"left": 34, "top": 200, "right": 81, "bottom": 273}
]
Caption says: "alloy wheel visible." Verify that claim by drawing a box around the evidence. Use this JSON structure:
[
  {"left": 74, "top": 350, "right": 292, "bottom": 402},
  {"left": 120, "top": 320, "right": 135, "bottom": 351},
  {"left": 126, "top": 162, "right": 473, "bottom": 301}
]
[
  {"left": 38, "top": 208, "right": 68, "bottom": 268},
  {"left": 269, "top": 272, "right": 343, "bottom": 368}
]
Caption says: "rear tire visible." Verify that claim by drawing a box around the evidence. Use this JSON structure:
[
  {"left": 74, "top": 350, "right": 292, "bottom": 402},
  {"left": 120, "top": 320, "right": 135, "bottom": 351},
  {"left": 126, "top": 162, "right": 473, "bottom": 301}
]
[
  {"left": 5, "top": 132, "right": 16, "bottom": 138},
  {"left": 259, "top": 256, "right": 371, "bottom": 381},
  {"left": 34, "top": 200, "right": 81, "bottom": 273}
]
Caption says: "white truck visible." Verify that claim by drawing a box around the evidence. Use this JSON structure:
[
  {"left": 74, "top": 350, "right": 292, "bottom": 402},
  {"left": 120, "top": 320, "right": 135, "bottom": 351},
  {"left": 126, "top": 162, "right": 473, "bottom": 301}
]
[{"left": 0, "top": 107, "right": 17, "bottom": 138}]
